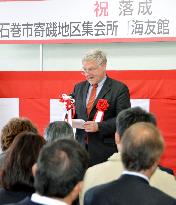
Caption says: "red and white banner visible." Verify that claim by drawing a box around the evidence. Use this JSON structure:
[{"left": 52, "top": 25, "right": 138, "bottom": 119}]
[
  {"left": 0, "top": 70, "right": 176, "bottom": 173},
  {"left": 0, "top": 0, "right": 176, "bottom": 43}
]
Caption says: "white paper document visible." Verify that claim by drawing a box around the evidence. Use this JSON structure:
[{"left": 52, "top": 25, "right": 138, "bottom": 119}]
[{"left": 72, "top": 119, "right": 85, "bottom": 129}]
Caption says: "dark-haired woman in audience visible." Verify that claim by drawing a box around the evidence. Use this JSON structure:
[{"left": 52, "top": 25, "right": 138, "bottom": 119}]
[{"left": 0, "top": 131, "right": 45, "bottom": 204}]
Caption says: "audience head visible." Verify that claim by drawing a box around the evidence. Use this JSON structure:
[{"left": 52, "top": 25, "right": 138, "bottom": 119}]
[
  {"left": 44, "top": 121, "right": 74, "bottom": 142},
  {"left": 116, "top": 106, "right": 157, "bottom": 138},
  {"left": 33, "top": 139, "right": 89, "bottom": 202},
  {"left": 121, "top": 122, "right": 164, "bottom": 174},
  {"left": 0, "top": 131, "right": 45, "bottom": 191},
  {"left": 0, "top": 117, "right": 38, "bottom": 151}
]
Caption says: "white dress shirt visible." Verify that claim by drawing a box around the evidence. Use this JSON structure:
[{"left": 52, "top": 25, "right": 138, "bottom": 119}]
[
  {"left": 122, "top": 170, "right": 149, "bottom": 182},
  {"left": 86, "top": 76, "right": 107, "bottom": 105},
  {"left": 31, "top": 193, "right": 68, "bottom": 205}
]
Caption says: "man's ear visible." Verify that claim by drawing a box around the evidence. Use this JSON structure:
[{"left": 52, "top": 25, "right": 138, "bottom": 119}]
[
  {"left": 70, "top": 181, "right": 83, "bottom": 201},
  {"left": 32, "top": 163, "right": 37, "bottom": 177},
  {"left": 102, "top": 63, "right": 106, "bottom": 70},
  {"left": 115, "top": 132, "right": 121, "bottom": 145}
]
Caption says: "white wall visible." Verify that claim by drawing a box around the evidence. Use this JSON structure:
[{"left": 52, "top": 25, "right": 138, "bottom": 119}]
[
  {"left": 0, "top": 44, "right": 40, "bottom": 71},
  {"left": 0, "top": 42, "right": 176, "bottom": 71}
]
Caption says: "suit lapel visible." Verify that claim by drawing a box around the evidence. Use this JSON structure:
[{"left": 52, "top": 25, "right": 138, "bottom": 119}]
[{"left": 83, "top": 81, "right": 90, "bottom": 114}]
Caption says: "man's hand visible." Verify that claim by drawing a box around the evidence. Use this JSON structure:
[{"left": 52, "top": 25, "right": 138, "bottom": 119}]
[{"left": 84, "top": 121, "right": 99, "bottom": 132}]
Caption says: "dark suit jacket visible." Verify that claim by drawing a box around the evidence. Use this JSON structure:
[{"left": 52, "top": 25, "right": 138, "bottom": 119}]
[
  {"left": 6, "top": 196, "right": 79, "bottom": 205},
  {"left": 84, "top": 174, "right": 176, "bottom": 205},
  {"left": 0, "top": 188, "right": 32, "bottom": 205},
  {"left": 5, "top": 197, "right": 40, "bottom": 205},
  {"left": 158, "top": 165, "right": 174, "bottom": 175},
  {"left": 72, "top": 76, "right": 131, "bottom": 166}
]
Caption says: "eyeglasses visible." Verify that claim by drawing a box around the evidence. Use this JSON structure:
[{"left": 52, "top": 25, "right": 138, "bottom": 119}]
[{"left": 81, "top": 67, "right": 99, "bottom": 74}]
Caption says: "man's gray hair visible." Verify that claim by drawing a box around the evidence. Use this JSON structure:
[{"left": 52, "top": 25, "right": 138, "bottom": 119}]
[{"left": 82, "top": 49, "right": 107, "bottom": 67}]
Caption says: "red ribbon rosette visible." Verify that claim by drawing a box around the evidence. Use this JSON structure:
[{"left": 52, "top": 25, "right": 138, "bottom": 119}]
[
  {"left": 96, "top": 99, "right": 109, "bottom": 111},
  {"left": 59, "top": 97, "right": 74, "bottom": 111},
  {"left": 58, "top": 94, "right": 75, "bottom": 123},
  {"left": 94, "top": 99, "right": 109, "bottom": 122}
]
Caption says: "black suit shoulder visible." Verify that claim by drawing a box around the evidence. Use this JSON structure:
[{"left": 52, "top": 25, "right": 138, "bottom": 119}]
[
  {"left": 108, "top": 77, "right": 127, "bottom": 86},
  {"left": 73, "top": 77, "right": 129, "bottom": 97},
  {"left": 72, "top": 80, "right": 88, "bottom": 97},
  {"left": 110, "top": 78, "right": 129, "bottom": 92},
  {"left": 73, "top": 77, "right": 129, "bottom": 96},
  {"left": 74, "top": 80, "right": 87, "bottom": 88},
  {"left": 84, "top": 175, "right": 176, "bottom": 205},
  {"left": 107, "top": 77, "right": 130, "bottom": 95},
  {"left": 0, "top": 188, "right": 32, "bottom": 205},
  {"left": 6, "top": 197, "right": 41, "bottom": 205},
  {"left": 74, "top": 77, "right": 128, "bottom": 88}
]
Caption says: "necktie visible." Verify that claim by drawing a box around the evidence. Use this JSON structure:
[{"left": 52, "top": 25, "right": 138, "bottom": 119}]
[{"left": 87, "top": 84, "right": 98, "bottom": 116}]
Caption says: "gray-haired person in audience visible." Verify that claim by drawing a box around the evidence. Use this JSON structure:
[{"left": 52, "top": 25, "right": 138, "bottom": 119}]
[
  {"left": 44, "top": 121, "right": 80, "bottom": 205},
  {"left": 9, "top": 139, "right": 89, "bottom": 205},
  {"left": 44, "top": 121, "right": 74, "bottom": 142},
  {"left": 84, "top": 122, "right": 176, "bottom": 205}
]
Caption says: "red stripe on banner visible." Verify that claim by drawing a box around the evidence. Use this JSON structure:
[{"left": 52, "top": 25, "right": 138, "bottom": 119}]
[
  {"left": 0, "top": 71, "right": 85, "bottom": 98},
  {"left": 0, "top": 70, "right": 176, "bottom": 99},
  {"left": 0, "top": 37, "right": 176, "bottom": 44},
  {"left": 19, "top": 98, "right": 50, "bottom": 135},
  {"left": 150, "top": 99, "right": 176, "bottom": 175},
  {"left": 0, "top": 79, "right": 41, "bottom": 98}
]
